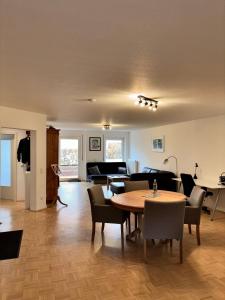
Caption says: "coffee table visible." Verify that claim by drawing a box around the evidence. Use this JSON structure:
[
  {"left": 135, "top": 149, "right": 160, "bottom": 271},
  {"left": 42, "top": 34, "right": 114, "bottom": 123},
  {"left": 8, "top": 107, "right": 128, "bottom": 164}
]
[{"left": 107, "top": 175, "right": 130, "bottom": 190}]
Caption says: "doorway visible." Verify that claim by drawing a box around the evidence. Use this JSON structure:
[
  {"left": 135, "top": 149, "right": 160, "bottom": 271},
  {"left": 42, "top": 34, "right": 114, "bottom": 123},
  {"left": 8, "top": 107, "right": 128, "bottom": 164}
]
[
  {"left": 0, "top": 134, "right": 16, "bottom": 200},
  {"left": 59, "top": 138, "right": 80, "bottom": 181}
]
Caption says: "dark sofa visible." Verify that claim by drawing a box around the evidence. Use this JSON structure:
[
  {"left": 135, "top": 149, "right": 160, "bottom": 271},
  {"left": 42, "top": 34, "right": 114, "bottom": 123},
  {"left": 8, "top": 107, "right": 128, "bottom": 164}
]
[
  {"left": 130, "top": 170, "right": 176, "bottom": 191},
  {"left": 86, "top": 162, "right": 128, "bottom": 184},
  {"left": 110, "top": 167, "right": 176, "bottom": 194}
]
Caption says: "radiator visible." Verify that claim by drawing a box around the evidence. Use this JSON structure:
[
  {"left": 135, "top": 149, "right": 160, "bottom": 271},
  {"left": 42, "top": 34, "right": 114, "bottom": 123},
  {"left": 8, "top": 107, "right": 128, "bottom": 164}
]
[{"left": 127, "top": 159, "right": 138, "bottom": 174}]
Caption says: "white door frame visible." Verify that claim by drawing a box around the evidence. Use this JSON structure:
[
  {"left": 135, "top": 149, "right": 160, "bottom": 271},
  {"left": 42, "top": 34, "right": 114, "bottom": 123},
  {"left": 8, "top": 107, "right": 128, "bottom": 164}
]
[{"left": 0, "top": 132, "right": 17, "bottom": 200}]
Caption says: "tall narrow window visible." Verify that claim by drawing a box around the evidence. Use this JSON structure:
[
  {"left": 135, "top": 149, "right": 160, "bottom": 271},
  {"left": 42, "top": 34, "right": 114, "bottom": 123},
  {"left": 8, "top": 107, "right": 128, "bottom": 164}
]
[
  {"left": 0, "top": 140, "right": 12, "bottom": 186},
  {"left": 105, "top": 139, "right": 124, "bottom": 162}
]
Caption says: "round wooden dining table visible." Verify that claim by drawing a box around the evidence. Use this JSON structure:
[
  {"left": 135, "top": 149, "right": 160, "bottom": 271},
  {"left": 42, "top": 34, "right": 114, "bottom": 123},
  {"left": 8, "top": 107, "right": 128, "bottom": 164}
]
[
  {"left": 111, "top": 190, "right": 186, "bottom": 240},
  {"left": 111, "top": 189, "right": 186, "bottom": 212}
]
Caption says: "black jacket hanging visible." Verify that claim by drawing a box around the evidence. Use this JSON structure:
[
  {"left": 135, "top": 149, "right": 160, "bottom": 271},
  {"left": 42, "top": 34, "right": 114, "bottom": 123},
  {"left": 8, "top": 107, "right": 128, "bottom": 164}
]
[{"left": 17, "top": 137, "right": 30, "bottom": 165}]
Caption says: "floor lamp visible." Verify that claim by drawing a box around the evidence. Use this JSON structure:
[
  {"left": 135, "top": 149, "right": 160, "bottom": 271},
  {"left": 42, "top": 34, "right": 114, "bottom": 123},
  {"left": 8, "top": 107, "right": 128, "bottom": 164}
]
[{"left": 163, "top": 155, "right": 178, "bottom": 176}]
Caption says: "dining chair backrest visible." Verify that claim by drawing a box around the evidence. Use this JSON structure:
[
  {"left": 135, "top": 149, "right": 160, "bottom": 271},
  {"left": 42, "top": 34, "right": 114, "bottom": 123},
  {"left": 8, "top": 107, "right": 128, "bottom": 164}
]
[
  {"left": 188, "top": 186, "right": 206, "bottom": 207},
  {"left": 124, "top": 180, "right": 149, "bottom": 192},
  {"left": 87, "top": 185, "right": 105, "bottom": 206},
  {"left": 143, "top": 200, "right": 185, "bottom": 240},
  {"left": 180, "top": 173, "right": 196, "bottom": 197}
]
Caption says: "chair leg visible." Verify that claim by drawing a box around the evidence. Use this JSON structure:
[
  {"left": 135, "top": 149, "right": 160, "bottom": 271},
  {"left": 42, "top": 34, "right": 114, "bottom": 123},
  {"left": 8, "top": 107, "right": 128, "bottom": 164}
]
[
  {"left": 101, "top": 222, "right": 105, "bottom": 233},
  {"left": 128, "top": 215, "right": 131, "bottom": 234},
  {"left": 135, "top": 213, "right": 138, "bottom": 229},
  {"left": 196, "top": 224, "right": 201, "bottom": 246},
  {"left": 170, "top": 239, "right": 173, "bottom": 248},
  {"left": 121, "top": 223, "right": 124, "bottom": 252},
  {"left": 144, "top": 239, "right": 147, "bottom": 261},
  {"left": 91, "top": 222, "right": 96, "bottom": 242},
  {"left": 188, "top": 224, "right": 192, "bottom": 234},
  {"left": 179, "top": 239, "right": 183, "bottom": 264}
]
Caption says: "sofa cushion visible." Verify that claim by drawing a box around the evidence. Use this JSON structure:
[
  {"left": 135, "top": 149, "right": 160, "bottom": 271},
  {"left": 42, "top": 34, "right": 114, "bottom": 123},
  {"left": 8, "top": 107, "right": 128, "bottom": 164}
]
[
  {"left": 118, "top": 167, "right": 127, "bottom": 174},
  {"left": 88, "top": 165, "right": 101, "bottom": 175},
  {"left": 150, "top": 168, "right": 160, "bottom": 173}
]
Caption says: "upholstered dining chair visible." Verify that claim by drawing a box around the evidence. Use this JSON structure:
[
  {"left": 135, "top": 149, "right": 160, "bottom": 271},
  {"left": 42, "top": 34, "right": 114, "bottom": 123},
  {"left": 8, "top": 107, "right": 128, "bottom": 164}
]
[
  {"left": 184, "top": 186, "right": 206, "bottom": 245},
  {"left": 124, "top": 180, "right": 149, "bottom": 192},
  {"left": 87, "top": 185, "right": 127, "bottom": 251},
  {"left": 143, "top": 199, "right": 185, "bottom": 263},
  {"left": 180, "top": 173, "right": 212, "bottom": 214},
  {"left": 124, "top": 181, "right": 149, "bottom": 229}
]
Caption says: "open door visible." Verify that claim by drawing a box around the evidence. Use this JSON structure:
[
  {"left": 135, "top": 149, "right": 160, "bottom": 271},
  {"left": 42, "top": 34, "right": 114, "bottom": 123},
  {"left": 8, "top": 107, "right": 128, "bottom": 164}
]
[
  {"left": 0, "top": 134, "right": 16, "bottom": 200},
  {"left": 59, "top": 138, "right": 80, "bottom": 181}
]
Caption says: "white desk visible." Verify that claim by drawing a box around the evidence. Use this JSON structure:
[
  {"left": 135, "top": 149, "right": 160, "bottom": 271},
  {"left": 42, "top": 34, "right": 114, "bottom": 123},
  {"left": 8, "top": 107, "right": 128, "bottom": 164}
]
[{"left": 172, "top": 178, "right": 225, "bottom": 221}]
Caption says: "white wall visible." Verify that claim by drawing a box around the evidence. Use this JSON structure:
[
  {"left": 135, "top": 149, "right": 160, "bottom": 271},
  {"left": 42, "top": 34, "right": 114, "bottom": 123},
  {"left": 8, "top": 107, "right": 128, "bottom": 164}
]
[
  {"left": 60, "top": 130, "right": 130, "bottom": 180},
  {"left": 130, "top": 114, "right": 225, "bottom": 211},
  {"left": 0, "top": 106, "right": 46, "bottom": 211}
]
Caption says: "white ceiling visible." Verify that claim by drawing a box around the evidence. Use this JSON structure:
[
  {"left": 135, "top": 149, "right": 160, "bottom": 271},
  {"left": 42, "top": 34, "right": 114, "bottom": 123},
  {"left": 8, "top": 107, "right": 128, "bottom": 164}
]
[{"left": 0, "top": 0, "right": 224, "bottom": 130}]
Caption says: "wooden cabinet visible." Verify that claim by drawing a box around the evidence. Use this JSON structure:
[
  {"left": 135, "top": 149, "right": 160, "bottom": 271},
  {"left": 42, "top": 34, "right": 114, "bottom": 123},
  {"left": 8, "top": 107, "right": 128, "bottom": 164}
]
[{"left": 46, "top": 127, "right": 60, "bottom": 204}]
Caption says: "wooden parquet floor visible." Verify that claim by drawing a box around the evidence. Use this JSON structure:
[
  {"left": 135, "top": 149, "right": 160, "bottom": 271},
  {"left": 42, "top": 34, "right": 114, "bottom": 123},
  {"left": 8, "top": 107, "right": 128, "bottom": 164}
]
[{"left": 0, "top": 182, "right": 225, "bottom": 300}]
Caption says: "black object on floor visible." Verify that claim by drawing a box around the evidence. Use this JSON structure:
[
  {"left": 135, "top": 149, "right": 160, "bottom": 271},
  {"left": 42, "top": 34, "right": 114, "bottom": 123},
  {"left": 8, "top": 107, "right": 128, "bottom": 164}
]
[
  {"left": 202, "top": 206, "right": 211, "bottom": 215},
  {"left": 60, "top": 178, "right": 81, "bottom": 182},
  {"left": 0, "top": 230, "right": 23, "bottom": 260}
]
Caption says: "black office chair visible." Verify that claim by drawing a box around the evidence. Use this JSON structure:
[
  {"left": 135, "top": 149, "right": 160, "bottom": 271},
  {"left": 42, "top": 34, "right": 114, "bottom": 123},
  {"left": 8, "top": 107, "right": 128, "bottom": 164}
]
[
  {"left": 180, "top": 173, "right": 213, "bottom": 214},
  {"left": 180, "top": 173, "right": 195, "bottom": 197}
]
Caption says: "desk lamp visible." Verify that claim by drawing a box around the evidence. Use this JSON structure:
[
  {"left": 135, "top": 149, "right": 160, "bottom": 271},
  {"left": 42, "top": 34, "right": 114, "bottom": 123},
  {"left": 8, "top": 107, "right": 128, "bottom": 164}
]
[{"left": 193, "top": 163, "right": 198, "bottom": 179}]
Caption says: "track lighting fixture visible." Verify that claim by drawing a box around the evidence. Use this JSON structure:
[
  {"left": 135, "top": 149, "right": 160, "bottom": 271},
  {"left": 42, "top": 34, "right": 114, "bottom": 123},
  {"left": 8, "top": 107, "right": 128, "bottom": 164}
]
[{"left": 135, "top": 95, "right": 158, "bottom": 111}]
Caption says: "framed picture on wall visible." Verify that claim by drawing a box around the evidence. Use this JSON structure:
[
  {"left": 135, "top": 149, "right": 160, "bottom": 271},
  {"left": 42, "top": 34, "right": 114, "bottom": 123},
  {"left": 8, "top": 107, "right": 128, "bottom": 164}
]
[
  {"left": 152, "top": 136, "right": 165, "bottom": 152},
  {"left": 89, "top": 137, "right": 101, "bottom": 151}
]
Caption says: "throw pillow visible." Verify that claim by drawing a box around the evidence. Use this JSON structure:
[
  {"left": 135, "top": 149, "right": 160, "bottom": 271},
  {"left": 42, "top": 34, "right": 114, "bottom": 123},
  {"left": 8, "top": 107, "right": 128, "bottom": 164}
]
[
  {"left": 88, "top": 165, "right": 101, "bottom": 175},
  {"left": 142, "top": 167, "right": 151, "bottom": 173},
  {"left": 118, "top": 167, "right": 127, "bottom": 174},
  {"left": 150, "top": 168, "right": 159, "bottom": 173}
]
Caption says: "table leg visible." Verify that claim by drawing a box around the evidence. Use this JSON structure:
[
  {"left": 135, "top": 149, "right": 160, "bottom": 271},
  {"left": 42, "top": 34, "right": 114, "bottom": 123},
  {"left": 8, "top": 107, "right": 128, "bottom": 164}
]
[
  {"left": 137, "top": 213, "right": 143, "bottom": 237},
  {"left": 126, "top": 213, "right": 142, "bottom": 241},
  {"left": 210, "top": 189, "right": 221, "bottom": 221}
]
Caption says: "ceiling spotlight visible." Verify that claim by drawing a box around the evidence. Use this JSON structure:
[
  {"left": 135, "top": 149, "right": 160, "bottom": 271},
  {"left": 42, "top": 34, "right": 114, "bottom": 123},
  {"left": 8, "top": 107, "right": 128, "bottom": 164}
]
[
  {"left": 152, "top": 104, "right": 158, "bottom": 112},
  {"left": 134, "top": 100, "right": 139, "bottom": 105},
  {"left": 102, "top": 124, "right": 111, "bottom": 130},
  {"left": 148, "top": 102, "right": 153, "bottom": 110}
]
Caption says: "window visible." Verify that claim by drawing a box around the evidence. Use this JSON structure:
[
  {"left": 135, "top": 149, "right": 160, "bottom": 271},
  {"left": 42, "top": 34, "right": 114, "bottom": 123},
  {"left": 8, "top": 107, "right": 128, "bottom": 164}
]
[
  {"left": 0, "top": 139, "right": 12, "bottom": 186},
  {"left": 105, "top": 139, "right": 124, "bottom": 162}
]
